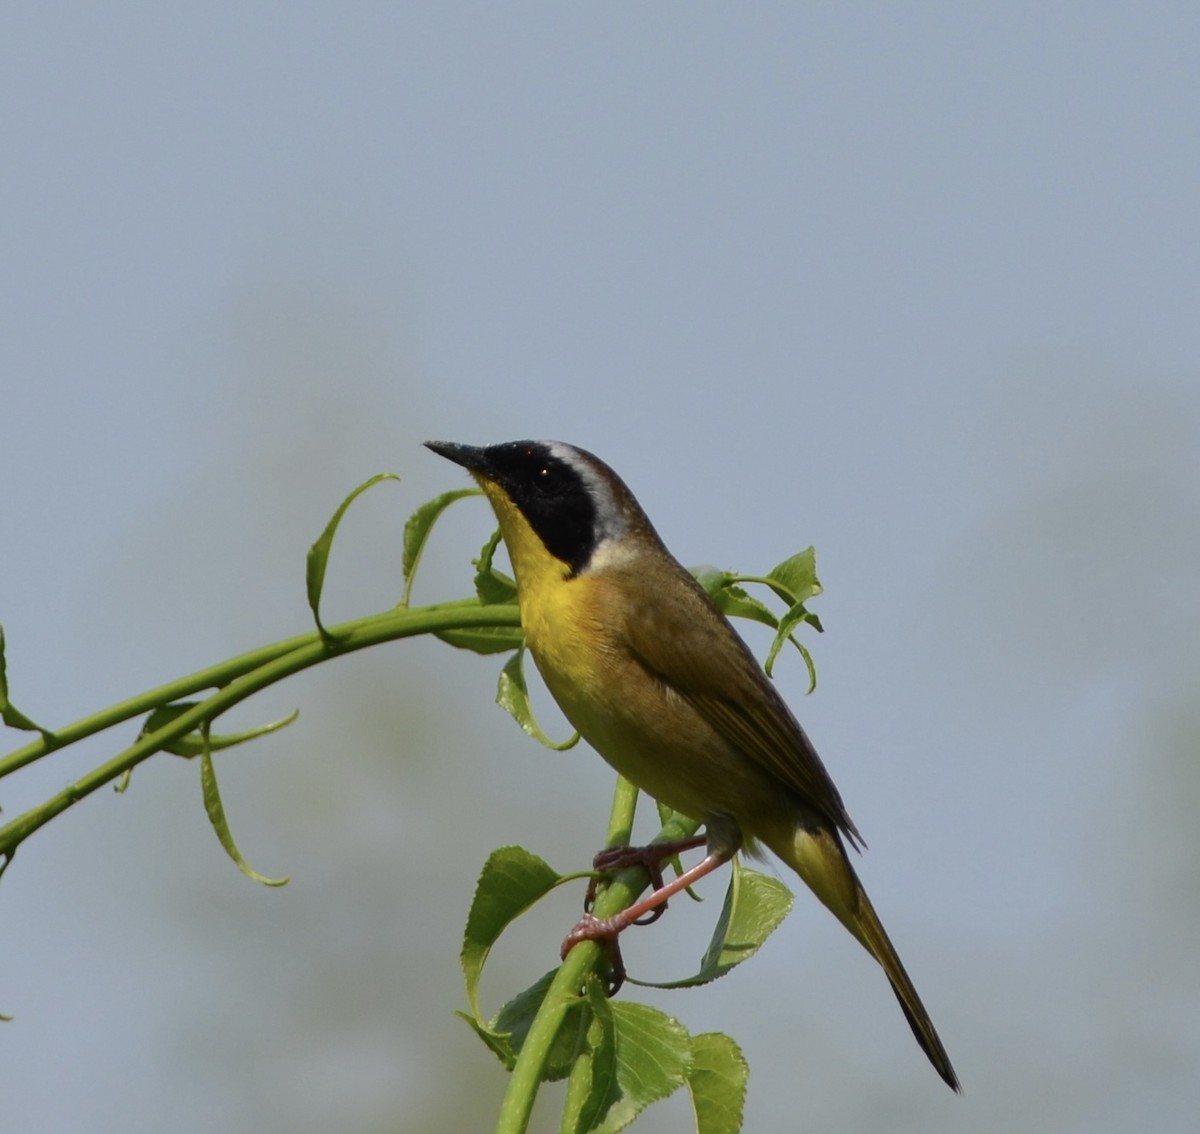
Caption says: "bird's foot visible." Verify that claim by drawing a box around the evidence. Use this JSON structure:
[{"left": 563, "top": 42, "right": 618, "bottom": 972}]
[
  {"left": 560, "top": 911, "right": 628, "bottom": 995},
  {"left": 583, "top": 835, "right": 708, "bottom": 925},
  {"left": 565, "top": 836, "right": 731, "bottom": 997}
]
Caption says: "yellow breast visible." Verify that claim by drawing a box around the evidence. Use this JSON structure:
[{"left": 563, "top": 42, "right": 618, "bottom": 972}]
[{"left": 477, "top": 477, "right": 609, "bottom": 695}]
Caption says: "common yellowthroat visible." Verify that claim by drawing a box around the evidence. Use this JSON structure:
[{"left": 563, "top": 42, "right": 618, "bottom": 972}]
[{"left": 426, "top": 439, "right": 959, "bottom": 1091}]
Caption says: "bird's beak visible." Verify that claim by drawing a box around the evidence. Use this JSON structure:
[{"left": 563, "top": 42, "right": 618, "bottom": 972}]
[{"left": 425, "top": 440, "right": 489, "bottom": 474}]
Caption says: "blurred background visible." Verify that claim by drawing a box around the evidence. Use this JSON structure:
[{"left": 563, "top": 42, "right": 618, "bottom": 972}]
[{"left": 2, "top": 4, "right": 1198, "bottom": 1131}]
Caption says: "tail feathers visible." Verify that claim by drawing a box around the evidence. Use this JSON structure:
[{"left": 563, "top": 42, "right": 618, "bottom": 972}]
[
  {"left": 856, "top": 884, "right": 960, "bottom": 1092},
  {"left": 776, "top": 826, "right": 961, "bottom": 1092}
]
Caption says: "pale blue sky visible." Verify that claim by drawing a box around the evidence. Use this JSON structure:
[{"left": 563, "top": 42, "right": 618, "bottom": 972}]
[{"left": 2, "top": 5, "right": 1198, "bottom": 1131}]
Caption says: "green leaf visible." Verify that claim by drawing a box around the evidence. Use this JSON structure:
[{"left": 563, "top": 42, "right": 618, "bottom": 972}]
[
  {"left": 501, "top": 970, "right": 586, "bottom": 1081},
  {"left": 563, "top": 986, "right": 694, "bottom": 1134},
  {"left": 695, "top": 550, "right": 825, "bottom": 689},
  {"left": 401, "top": 487, "right": 481, "bottom": 605},
  {"left": 691, "top": 566, "right": 790, "bottom": 632},
  {"left": 589, "top": 1001, "right": 692, "bottom": 1133},
  {"left": 560, "top": 977, "right": 618, "bottom": 1133},
  {"left": 794, "top": 637, "right": 818, "bottom": 692},
  {"left": 763, "top": 601, "right": 822, "bottom": 686},
  {"left": 707, "top": 581, "right": 781, "bottom": 630},
  {"left": 434, "top": 623, "right": 525, "bottom": 655},
  {"left": 475, "top": 529, "right": 519, "bottom": 605},
  {"left": 458, "top": 1008, "right": 519, "bottom": 1069},
  {"left": 631, "top": 858, "right": 793, "bottom": 990},
  {"left": 460, "top": 846, "right": 566, "bottom": 1019},
  {"left": 496, "top": 649, "right": 580, "bottom": 750},
  {"left": 0, "top": 625, "right": 52, "bottom": 740},
  {"left": 307, "top": 473, "right": 401, "bottom": 638},
  {"left": 459, "top": 968, "right": 584, "bottom": 1081},
  {"left": 689, "top": 566, "right": 735, "bottom": 599},
  {"left": 686, "top": 1032, "right": 748, "bottom": 1134},
  {"left": 200, "top": 743, "right": 289, "bottom": 887},
  {"left": 765, "top": 546, "right": 822, "bottom": 607},
  {"left": 139, "top": 702, "right": 299, "bottom": 757}
]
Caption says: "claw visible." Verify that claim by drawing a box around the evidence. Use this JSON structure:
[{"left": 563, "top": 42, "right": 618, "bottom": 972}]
[
  {"left": 564, "top": 834, "right": 718, "bottom": 995},
  {"left": 583, "top": 835, "right": 708, "bottom": 916},
  {"left": 561, "top": 911, "right": 627, "bottom": 995}
]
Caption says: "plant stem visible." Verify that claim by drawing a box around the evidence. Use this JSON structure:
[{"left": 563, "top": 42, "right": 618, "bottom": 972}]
[
  {"left": 0, "top": 600, "right": 520, "bottom": 862},
  {"left": 493, "top": 783, "right": 701, "bottom": 1134}
]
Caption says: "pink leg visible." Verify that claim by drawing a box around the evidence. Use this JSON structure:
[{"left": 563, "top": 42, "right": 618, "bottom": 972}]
[
  {"left": 562, "top": 843, "right": 735, "bottom": 992},
  {"left": 585, "top": 835, "right": 709, "bottom": 924}
]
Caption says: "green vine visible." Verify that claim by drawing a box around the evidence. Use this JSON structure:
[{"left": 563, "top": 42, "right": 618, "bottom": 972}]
[{"left": 0, "top": 467, "right": 826, "bottom": 1132}]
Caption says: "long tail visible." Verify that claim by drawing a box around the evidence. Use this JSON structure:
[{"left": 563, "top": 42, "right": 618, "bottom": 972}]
[{"left": 773, "top": 824, "right": 960, "bottom": 1091}]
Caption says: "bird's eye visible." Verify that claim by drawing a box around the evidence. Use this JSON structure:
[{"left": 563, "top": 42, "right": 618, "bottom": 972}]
[{"left": 530, "top": 461, "right": 568, "bottom": 497}]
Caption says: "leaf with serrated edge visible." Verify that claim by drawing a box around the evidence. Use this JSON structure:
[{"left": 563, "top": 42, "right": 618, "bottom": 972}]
[
  {"left": 486, "top": 969, "right": 583, "bottom": 1081},
  {"left": 496, "top": 650, "right": 580, "bottom": 750},
  {"left": 459, "top": 970, "right": 587, "bottom": 1081},
  {"left": 307, "top": 473, "right": 400, "bottom": 635},
  {"left": 765, "top": 546, "right": 821, "bottom": 606},
  {"left": 460, "top": 847, "right": 564, "bottom": 1019},
  {"left": 199, "top": 748, "right": 289, "bottom": 886},
  {"left": 687, "top": 1032, "right": 748, "bottom": 1134},
  {"left": 708, "top": 581, "right": 780, "bottom": 629},
  {"left": 497, "top": 972, "right": 578, "bottom": 1081},
  {"left": 456, "top": 1009, "right": 518, "bottom": 1069},
  {"left": 630, "top": 858, "right": 792, "bottom": 990},
  {"left": 402, "top": 487, "right": 481, "bottom": 604},
  {"left": 586, "top": 1001, "right": 692, "bottom": 1134},
  {"left": 560, "top": 977, "right": 618, "bottom": 1133}
]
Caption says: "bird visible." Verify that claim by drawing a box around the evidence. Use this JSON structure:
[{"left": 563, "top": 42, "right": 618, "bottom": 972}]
[{"left": 425, "top": 438, "right": 959, "bottom": 1091}]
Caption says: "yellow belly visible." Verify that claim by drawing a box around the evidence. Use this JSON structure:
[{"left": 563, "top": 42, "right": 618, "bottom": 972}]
[
  {"left": 497, "top": 501, "right": 789, "bottom": 838},
  {"left": 520, "top": 571, "right": 769, "bottom": 828}
]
